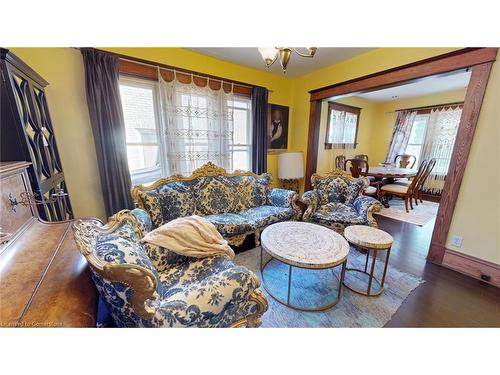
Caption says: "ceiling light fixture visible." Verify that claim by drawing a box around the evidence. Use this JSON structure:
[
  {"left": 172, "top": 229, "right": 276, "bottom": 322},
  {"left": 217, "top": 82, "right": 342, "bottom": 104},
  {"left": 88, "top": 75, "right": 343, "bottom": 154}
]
[{"left": 258, "top": 47, "right": 318, "bottom": 73}]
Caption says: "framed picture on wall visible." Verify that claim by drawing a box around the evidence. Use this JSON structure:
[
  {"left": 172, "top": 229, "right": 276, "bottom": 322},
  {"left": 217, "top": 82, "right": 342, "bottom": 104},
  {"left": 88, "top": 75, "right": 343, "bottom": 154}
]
[{"left": 267, "top": 104, "right": 289, "bottom": 153}]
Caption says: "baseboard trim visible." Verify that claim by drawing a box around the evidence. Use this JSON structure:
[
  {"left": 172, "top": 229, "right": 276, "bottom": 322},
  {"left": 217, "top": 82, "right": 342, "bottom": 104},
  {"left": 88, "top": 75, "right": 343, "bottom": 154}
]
[{"left": 442, "top": 248, "right": 500, "bottom": 288}]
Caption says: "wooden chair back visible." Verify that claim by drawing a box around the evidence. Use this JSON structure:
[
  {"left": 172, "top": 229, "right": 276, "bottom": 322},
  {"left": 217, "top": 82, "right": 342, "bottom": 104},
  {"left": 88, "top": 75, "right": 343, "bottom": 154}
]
[
  {"left": 416, "top": 158, "right": 437, "bottom": 191},
  {"left": 344, "top": 158, "right": 369, "bottom": 178},
  {"left": 408, "top": 159, "right": 429, "bottom": 192},
  {"left": 335, "top": 155, "right": 346, "bottom": 170},
  {"left": 354, "top": 154, "right": 369, "bottom": 162},
  {"left": 394, "top": 154, "right": 417, "bottom": 168}
]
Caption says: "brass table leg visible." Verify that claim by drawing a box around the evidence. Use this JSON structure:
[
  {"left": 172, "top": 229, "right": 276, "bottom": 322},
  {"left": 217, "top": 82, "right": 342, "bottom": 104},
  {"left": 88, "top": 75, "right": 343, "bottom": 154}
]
[
  {"left": 344, "top": 245, "right": 390, "bottom": 297},
  {"left": 260, "top": 247, "right": 346, "bottom": 312}
]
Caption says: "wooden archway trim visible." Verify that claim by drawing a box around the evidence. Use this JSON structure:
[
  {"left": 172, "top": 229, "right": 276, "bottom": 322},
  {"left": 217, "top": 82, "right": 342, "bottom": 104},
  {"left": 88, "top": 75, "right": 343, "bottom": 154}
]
[{"left": 304, "top": 47, "right": 497, "bottom": 265}]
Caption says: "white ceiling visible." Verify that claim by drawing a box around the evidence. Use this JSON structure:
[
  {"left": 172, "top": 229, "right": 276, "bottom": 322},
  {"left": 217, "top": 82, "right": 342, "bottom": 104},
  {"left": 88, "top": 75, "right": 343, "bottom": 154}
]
[
  {"left": 355, "top": 70, "right": 471, "bottom": 102},
  {"left": 188, "top": 47, "right": 373, "bottom": 78}
]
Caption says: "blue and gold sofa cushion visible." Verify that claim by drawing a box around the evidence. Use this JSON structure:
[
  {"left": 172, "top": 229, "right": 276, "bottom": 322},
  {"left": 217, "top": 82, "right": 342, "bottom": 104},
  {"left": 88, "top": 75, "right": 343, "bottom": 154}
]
[
  {"left": 72, "top": 210, "right": 268, "bottom": 328},
  {"left": 135, "top": 181, "right": 196, "bottom": 228},
  {"left": 131, "top": 162, "right": 300, "bottom": 246},
  {"left": 301, "top": 170, "right": 382, "bottom": 233}
]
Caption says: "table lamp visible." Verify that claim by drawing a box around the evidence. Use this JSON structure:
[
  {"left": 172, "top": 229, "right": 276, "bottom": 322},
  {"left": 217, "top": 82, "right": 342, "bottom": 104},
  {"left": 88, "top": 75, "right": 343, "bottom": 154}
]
[{"left": 278, "top": 151, "right": 304, "bottom": 193}]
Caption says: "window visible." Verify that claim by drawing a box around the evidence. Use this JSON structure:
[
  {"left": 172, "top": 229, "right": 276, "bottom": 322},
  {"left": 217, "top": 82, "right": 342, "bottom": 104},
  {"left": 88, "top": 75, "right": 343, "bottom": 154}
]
[
  {"left": 229, "top": 96, "right": 252, "bottom": 171},
  {"left": 404, "top": 113, "right": 429, "bottom": 166},
  {"left": 119, "top": 78, "right": 162, "bottom": 185},
  {"left": 325, "top": 102, "right": 361, "bottom": 149},
  {"left": 119, "top": 77, "right": 253, "bottom": 183}
]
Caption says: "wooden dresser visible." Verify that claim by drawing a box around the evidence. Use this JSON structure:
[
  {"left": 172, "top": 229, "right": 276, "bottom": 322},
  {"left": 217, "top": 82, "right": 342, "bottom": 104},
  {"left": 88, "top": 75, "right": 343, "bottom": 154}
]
[{"left": 0, "top": 162, "right": 97, "bottom": 327}]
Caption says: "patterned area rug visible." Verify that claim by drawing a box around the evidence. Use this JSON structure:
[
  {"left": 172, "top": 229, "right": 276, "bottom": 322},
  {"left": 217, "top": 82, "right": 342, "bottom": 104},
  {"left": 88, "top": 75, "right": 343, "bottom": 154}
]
[
  {"left": 374, "top": 199, "right": 438, "bottom": 226},
  {"left": 234, "top": 246, "right": 424, "bottom": 328}
]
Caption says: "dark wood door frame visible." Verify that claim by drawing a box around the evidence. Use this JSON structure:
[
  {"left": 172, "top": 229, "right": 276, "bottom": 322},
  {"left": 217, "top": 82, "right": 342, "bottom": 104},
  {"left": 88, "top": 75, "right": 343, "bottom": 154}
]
[{"left": 305, "top": 47, "right": 497, "bottom": 265}]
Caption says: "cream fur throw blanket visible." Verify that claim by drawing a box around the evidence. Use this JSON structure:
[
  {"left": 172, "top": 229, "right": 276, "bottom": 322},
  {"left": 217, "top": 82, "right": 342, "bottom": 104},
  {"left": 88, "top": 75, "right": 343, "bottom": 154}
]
[{"left": 140, "top": 215, "right": 235, "bottom": 259}]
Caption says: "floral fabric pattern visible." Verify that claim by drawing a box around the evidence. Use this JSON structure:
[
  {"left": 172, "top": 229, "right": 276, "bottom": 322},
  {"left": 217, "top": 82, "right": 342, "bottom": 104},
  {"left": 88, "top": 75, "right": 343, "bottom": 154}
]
[
  {"left": 240, "top": 206, "right": 295, "bottom": 227},
  {"left": 302, "top": 174, "right": 381, "bottom": 231},
  {"left": 134, "top": 171, "right": 299, "bottom": 244},
  {"left": 192, "top": 176, "right": 239, "bottom": 215},
  {"left": 137, "top": 181, "right": 195, "bottom": 228},
  {"left": 84, "top": 216, "right": 264, "bottom": 328},
  {"left": 311, "top": 202, "right": 365, "bottom": 227},
  {"left": 205, "top": 213, "right": 257, "bottom": 236},
  {"left": 267, "top": 188, "right": 298, "bottom": 209}
]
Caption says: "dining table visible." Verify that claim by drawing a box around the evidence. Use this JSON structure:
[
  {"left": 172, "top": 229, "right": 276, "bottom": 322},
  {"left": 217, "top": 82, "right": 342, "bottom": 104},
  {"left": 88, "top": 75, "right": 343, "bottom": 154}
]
[{"left": 362, "top": 166, "right": 418, "bottom": 183}]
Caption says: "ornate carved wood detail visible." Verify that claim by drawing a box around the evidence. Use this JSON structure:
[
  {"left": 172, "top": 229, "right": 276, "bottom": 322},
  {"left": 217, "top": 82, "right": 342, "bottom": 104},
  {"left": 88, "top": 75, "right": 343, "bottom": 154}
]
[{"left": 0, "top": 49, "right": 73, "bottom": 221}]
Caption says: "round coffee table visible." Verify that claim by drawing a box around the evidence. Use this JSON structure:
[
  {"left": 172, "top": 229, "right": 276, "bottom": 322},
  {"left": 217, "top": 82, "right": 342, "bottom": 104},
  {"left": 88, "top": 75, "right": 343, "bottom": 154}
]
[
  {"left": 343, "top": 225, "right": 393, "bottom": 296},
  {"left": 260, "top": 221, "right": 349, "bottom": 312}
]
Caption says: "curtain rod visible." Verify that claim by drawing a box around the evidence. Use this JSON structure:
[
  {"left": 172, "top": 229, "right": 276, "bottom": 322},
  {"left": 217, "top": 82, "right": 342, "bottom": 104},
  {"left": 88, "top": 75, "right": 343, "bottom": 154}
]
[
  {"left": 120, "top": 56, "right": 255, "bottom": 89},
  {"left": 387, "top": 101, "right": 464, "bottom": 114},
  {"left": 82, "top": 48, "right": 272, "bottom": 92}
]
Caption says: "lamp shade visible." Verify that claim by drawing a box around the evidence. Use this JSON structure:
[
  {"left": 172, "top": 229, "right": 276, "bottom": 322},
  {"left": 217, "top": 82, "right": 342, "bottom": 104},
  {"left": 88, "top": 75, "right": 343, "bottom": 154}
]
[{"left": 278, "top": 152, "right": 304, "bottom": 179}]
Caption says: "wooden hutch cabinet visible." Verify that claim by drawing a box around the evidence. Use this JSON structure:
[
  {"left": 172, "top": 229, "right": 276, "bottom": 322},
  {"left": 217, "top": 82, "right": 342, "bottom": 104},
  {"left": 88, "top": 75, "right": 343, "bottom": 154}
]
[{"left": 1, "top": 48, "right": 73, "bottom": 221}]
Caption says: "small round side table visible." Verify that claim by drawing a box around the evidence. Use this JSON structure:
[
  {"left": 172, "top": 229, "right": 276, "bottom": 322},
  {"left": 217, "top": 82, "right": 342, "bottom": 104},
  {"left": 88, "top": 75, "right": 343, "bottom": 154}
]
[
  {"left": 343, "top": 225, "right": 393, "bottom": 297},
  {"left": 260, "top": 221, "right": 349, "bottom": 312}
]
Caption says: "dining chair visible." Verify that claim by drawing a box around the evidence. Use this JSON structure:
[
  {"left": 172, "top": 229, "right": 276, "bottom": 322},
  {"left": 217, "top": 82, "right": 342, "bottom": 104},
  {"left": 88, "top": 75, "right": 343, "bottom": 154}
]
[
  {"left": 344, "top": 158, "right": 379, "bottom": 197},
  {"left": 413, "top": 158, "right": 437, "bottom": 206},
  {"left": 394, "top": 154, "right": 417, "bottom": 168},
  {"left": 380, "top": 160, "right": 429, "bottom": 213},
  {"left": 335, "top": 155, "right": 346, "bottom": 170},
  {"left": 354, "top": 154, "right": 369, "bottom": 162}
]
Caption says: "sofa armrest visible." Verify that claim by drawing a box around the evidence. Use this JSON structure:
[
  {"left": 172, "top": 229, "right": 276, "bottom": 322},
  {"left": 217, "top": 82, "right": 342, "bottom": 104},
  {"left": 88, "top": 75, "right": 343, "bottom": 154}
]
[
  {"left": 353, "top": 196, "right": 383, "bottom": 227},
  {"left": 131, "top": 208, "right": 153, "bottom": 234},
  {"left": 301, "top": 190, "right": 320, "bottom": 221},
  {"left": 267, "top": 188, "right": 301, "bottom": 219}
]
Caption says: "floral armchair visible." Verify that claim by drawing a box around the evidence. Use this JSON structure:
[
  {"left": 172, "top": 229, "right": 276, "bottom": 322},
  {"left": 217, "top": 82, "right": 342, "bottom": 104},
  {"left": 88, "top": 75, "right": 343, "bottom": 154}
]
[
  {"left": 72, "top": 210, "right": 268, "bottom": 328},
  {"left": 301, "top": 170, "right": 383, "bottom": 233},
  {"left": 131, "top": 162, "right": 301, "bottom": 247}
]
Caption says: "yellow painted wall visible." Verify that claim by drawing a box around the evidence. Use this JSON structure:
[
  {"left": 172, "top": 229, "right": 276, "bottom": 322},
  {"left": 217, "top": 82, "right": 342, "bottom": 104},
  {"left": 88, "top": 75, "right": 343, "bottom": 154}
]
[
  {"left": 9, "top": 47, "right": 293, "bottom": 220},
  {"left": 8, "top": 46, "right": 499, "bottom": 264},
  {"left": 316, "top": 96, "right": 378, "bottom": 173},
  {"left": 446, "top": 61, "right": 500, "bottom": 264},
  {"left": 289, "top": 48, "right": 459, "bottom": 167},
  {"left": 316, "top": 89, "right": 467, "bottom": 173},
  {"left": 102, "top": 48, "right": 294, "bottom": 188},
  {"left": 10, "top": 48, "right": 107, "bottom": 220}
]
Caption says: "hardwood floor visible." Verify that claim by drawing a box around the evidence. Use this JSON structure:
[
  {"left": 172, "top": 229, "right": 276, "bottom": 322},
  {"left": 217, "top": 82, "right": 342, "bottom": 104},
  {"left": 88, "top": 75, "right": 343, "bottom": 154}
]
[{"left": 376, "top": 213, "right": 500, "bottom": 327}]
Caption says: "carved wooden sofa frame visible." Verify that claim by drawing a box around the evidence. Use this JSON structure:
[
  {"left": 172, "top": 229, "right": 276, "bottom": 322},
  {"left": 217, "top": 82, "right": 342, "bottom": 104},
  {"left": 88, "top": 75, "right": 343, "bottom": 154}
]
[
  {"left": 131, "top": 162, "right": 301, "bottom": 247},
  {"left": 73, "top": 210, "right": 268, "bottom": 328}
]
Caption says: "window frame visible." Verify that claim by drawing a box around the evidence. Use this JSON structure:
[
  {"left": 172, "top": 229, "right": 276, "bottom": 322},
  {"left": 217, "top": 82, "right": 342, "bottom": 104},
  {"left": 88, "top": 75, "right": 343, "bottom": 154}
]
[
  {"left": 324, "top": 102, "right": 361, "bottom": 149},
  {"left": 119, "top": 76, "right": 165, "bottom": 185},
  {"left": 404, "top": 111, "right": 430, "bottom": 167},
  {"left": 228, "top": 95, "right": 253, "bottom": 172}
]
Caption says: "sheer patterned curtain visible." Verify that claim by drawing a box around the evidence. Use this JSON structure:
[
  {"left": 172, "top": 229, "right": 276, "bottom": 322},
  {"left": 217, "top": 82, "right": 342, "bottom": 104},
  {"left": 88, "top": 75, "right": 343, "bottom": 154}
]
[
  {"left": 158, "top": 73, "right": 234, "bottom": 175},
  {"left": 420, "top": 106, "right": 463, "bottom": 194},
  {"left": 385, "top": 110, "right": 418, "bottom": 163},
  {"left": 327, "top": 105, "right": 358, "bottom": 161}
]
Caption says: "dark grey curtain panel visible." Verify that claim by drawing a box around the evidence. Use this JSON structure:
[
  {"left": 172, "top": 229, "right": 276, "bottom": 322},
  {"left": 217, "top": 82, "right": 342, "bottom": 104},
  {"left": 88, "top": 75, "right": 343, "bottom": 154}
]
[
  {"left": 81, "top": 48, "right": 134, "bottom": 217},
  {"left": 251, "top": 86, "right": 269, "bottom": 174}
]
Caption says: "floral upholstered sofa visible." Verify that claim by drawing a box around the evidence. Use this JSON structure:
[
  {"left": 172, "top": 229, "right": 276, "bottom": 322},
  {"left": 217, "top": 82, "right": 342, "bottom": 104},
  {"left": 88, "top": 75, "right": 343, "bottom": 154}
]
[
  {"left": 72, "top": 210, "right": 268, "bottom": 328},
  {"left": 301, "top": 170, "right": 383, "bottom": 233},
  {"left": 131, "top": 162, "right": 301, "bottom": 246}
]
